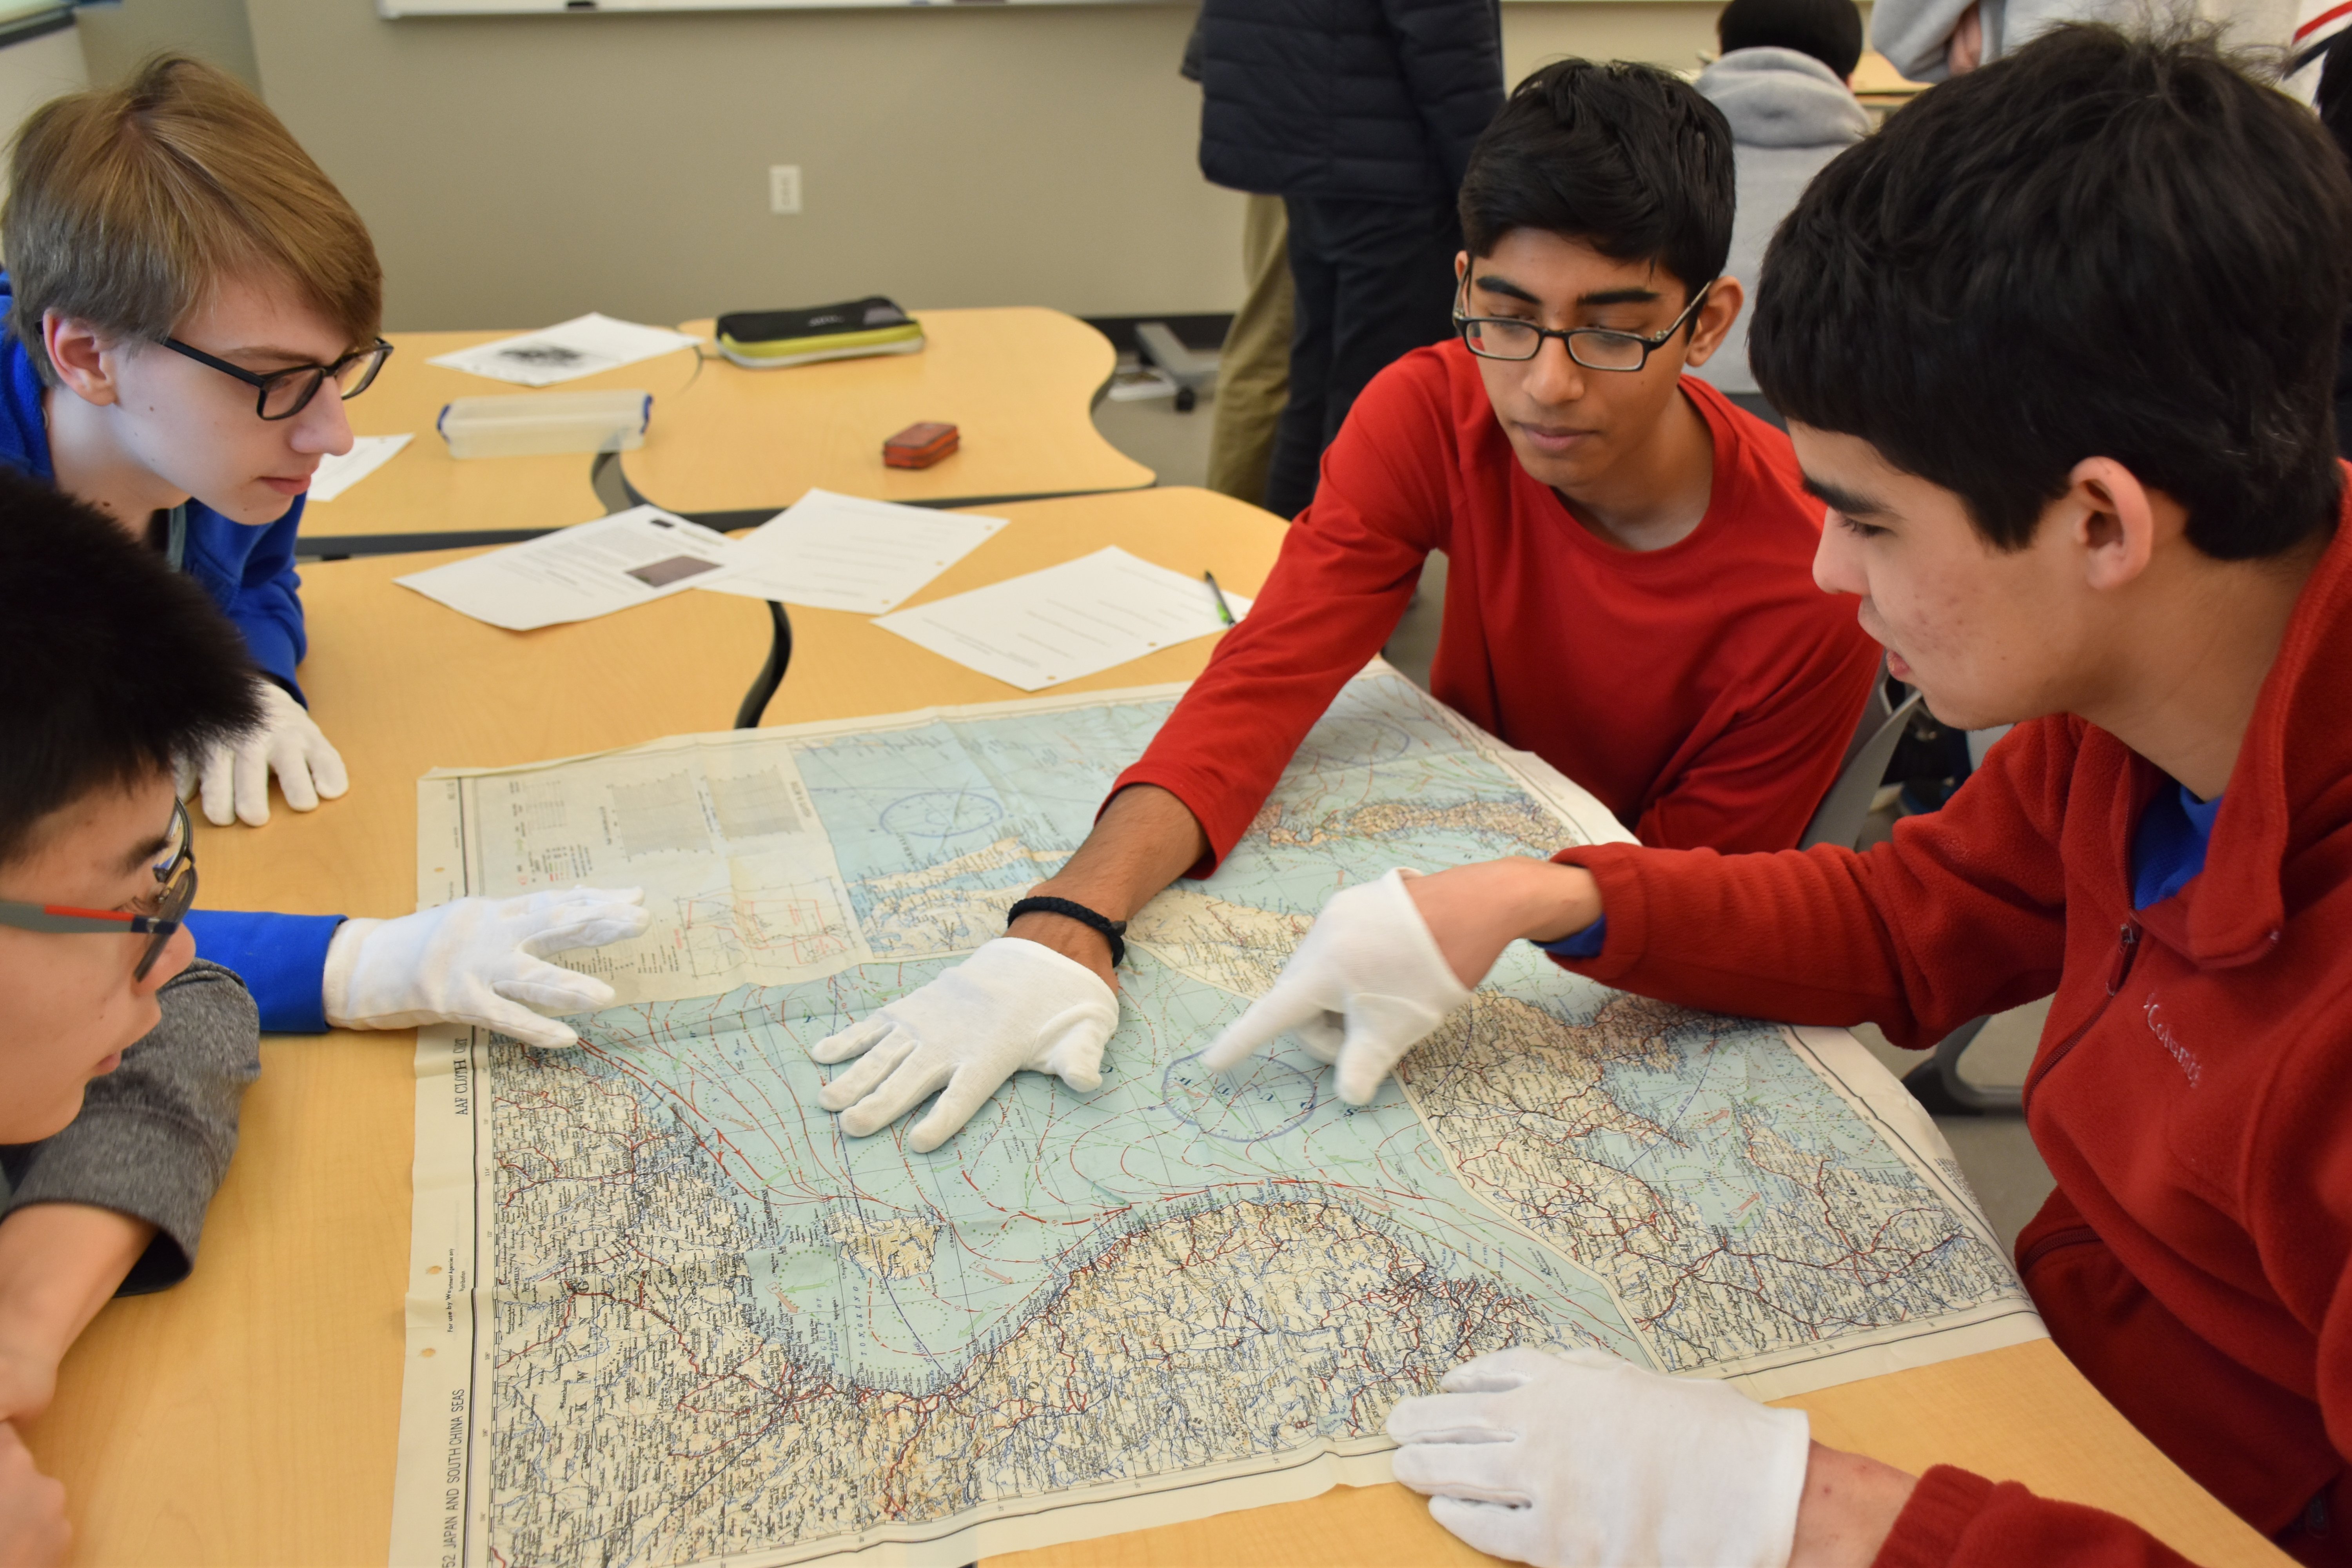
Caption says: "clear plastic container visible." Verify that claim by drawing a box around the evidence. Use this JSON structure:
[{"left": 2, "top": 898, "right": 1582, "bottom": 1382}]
[{"left": 437, "top": 390, "right": 651, "bottom": 459}]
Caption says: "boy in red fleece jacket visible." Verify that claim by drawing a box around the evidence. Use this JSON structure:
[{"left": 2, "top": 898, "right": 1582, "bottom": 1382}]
[{"left": 1207, "top": 22, "right": 2352, "bottom": 1568}]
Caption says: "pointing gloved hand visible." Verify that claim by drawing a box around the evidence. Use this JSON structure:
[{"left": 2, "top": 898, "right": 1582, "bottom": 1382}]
[
  {"left": 1386, "top": 1345, "right": 1812, "bottom": 1568},
  {"left": 1200, "top": 867, "right": 1471, "bottom": 1103},
  {"left": 196, "top": 680, "right": 349, "bottom": 828},
  {"left": 322, "top": 886, "right": 650, "bottom": 1048},
  {"left": 810, "top": 936, "right": 1118, "bottom": 1152}
]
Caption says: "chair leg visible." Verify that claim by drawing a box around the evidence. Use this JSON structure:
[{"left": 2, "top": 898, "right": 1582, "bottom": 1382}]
[
  {"left": 734, "top": 601, "right": 793, "bottom": 730},
  {"left": 1901, "top": 1014, "right": 2023, "bottom": 1115}
]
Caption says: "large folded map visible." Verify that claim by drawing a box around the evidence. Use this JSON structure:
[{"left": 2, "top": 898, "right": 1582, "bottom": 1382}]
[{"left": 390, "top": 668, "right": 2042, "bottom": 1568}]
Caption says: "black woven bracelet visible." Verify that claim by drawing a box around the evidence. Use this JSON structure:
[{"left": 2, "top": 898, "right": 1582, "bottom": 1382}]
[{"left": 1006, "top": 896, "right": 1128, "bottom": 967}]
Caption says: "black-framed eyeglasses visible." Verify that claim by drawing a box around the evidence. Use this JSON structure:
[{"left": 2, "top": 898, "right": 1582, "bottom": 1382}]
[
  {"left": 0, "top": 799, "right": 198, "bottom": 981},
  {"left": 1453, "top": 277, "right": 1716, "bottom": 371},
  {"left": 162, "top": 336, "right": 394, "bottom": 421}
]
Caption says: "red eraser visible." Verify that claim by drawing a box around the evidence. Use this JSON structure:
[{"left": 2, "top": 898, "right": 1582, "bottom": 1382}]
[{"left": 884, "top": 421, "right": 959, "bottom": 468}]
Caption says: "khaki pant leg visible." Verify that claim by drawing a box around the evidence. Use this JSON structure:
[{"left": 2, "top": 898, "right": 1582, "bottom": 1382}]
[{"left": 1204, "top": 194, "right": 1294, "bottom": 508}]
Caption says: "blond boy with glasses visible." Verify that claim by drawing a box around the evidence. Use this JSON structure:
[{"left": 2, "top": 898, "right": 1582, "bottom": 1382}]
[{"left": 1, "top": 53, "right": 386, "bottom": 830}]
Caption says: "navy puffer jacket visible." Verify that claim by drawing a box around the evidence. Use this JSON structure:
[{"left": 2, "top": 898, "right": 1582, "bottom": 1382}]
[{"left": 1198, "top": 0, "right": 1504, "bottom": 203}]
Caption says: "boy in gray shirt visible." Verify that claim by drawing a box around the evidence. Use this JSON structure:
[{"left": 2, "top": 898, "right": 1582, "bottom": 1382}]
[
  {"left": 0, "top": 468, "right": 648, "bottom": 1562},
  {"left": 0, "top": 473, "right": 274, "bottom": 1562}
]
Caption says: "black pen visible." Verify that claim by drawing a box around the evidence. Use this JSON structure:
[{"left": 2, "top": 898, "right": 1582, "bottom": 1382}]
[{"left": 1203, "top": 570, "right": 1236, "bottom": 627}]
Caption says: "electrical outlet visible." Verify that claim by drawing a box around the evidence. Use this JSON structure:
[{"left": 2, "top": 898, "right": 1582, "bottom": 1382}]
[{"left": 769, "top": 164, "right": 802, "bottom": 216}]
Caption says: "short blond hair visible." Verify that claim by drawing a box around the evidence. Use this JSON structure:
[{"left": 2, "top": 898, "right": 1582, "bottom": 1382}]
[{"left": 2, "top": 54, "right": 381, "bottom": 384}]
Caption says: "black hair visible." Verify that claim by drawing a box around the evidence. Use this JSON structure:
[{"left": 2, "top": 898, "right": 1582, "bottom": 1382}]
[
  {"left": 1459, "top": 59, "right": 1736, "bottom": 303},
  {"left": 0, "top": 471, "right": 260, "bottom": 865},
  {"left": 1751, "top": 23, "right": 2352, "bottom": 557},
  {"left": 2319, "top": 29, "right": 2352, "bottom": 163},
  {"left": 1718, "top": 0, "right": 1865, "bottom": 78}
]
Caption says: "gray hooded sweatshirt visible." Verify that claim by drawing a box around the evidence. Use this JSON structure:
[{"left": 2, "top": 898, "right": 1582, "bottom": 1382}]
[
  {"left": 1870, "top": 0, "right": 2137, "bottom": 82},
  {"left": 1693, "top": 48, "right": 1870, "bottom": 396}
]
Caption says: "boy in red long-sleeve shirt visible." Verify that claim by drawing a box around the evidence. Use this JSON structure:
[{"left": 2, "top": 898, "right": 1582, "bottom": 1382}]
[
  {"left": 1209, "top": 22, "right": 2352, "bottom": 1568},
  {"left": 806, "top": 59, "right": 1882, "bottom": 1155}
]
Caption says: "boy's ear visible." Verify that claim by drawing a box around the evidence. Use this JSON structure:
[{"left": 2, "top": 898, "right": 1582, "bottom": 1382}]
[
  {"left": 2065, "top": 457, "right": 2164, "bottom": 593},
  {"left": 42, "top": 311, "right": 124, "bottom": 408},
  {"left": 1681, "top": 276, "right": 1744, "bottom": 370}
]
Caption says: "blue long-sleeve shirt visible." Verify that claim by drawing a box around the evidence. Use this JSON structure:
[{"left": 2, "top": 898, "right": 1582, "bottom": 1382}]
[
  {"left": 2130, "top": 781, "right": 2221, "bottom": 909},
  {"left": 0, "top": 278, "right": 311, "bottom": 696},
  {"left": 181, "top": 911, "right": 344, "bottom": 1034}
]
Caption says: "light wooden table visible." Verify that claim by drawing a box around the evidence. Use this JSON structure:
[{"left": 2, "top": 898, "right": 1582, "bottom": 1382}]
[
  {"left": 20, "top": 491, "right": 2278, "bottom": 1565},
  {"left": 621, "top": 308, "right": 1153, "bottom": 519},
  {"left": 295, "top": 328, "right": 696, "bottom": 554},
  {"left": 303, "top": 310, "right": 1150, "bottom": 555}
]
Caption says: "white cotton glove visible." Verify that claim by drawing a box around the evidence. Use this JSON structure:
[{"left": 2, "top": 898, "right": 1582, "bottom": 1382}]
[
  {"left": 197, "top": 680, "right": 349, "bottom": 828},
  {"left": 1385, "top": 1346, "right": 1811, "bottom": 1568},
  {"left": 321, "top": 886, "right": 650, "bottom": 1049},
  {"left": 810, "top": 937, "right": 1118, "bottom": 1153},
  {"left": 1200, "top": 867, "right": 1471, "bottom": 1104}
]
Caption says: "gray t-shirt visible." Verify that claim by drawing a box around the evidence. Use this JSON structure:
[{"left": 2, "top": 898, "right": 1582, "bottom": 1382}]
[{"left": 0, "top": 959, "right": 261, "bottom": 1294}]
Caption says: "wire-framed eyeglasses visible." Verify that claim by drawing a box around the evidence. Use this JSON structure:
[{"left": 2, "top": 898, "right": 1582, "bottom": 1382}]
[
  {"left": 0, "top": 798, "right": 198, "bottom": 981},
  {"left": 1452, "top": 277, "right": 1716, "bottom": 372},
  {"left": 163, "top": 336, "right": 394, "bottom": 421}
]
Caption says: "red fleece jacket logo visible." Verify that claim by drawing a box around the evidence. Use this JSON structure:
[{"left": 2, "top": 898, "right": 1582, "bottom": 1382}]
[{"left": 2142, "top": 994, "right": 2205, "bottom": 1087}]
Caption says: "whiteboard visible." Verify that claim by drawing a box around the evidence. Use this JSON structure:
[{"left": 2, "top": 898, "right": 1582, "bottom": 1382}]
[{"left": 380, "top": 0, "right": 1167, "bottom": 14}]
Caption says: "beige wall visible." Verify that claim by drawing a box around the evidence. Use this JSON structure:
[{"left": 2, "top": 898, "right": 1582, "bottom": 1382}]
[
  {"left": 56, "top": 0, "right": 2307, "bottom": 333},
  {"left": 0, "top": 22, "right": 83, "bottom": 165},
  {"left": 251, "top": 0, "right": 1236, "bottom": 331},
  {"left": 1509, "top": 1, "right": 1724, "bottom": 79},
  {"left": 245, "top": 1, "right": 1729, "bottom": 332},
  {"left": 75, "top": 0, "right": 258, "bottom": 87}
]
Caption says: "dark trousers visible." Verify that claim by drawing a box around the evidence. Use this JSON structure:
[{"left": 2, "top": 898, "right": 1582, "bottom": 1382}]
[{"left": 1264, "top": 193, "right": 1463, "bottom": 519}]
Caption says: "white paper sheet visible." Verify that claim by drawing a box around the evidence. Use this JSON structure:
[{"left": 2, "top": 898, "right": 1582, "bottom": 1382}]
[
  {"left": 304, "top": 433, "right": 412, "bottom": 502},
  {"left": 426, "top": 313, "right": 700, "bottom": 387},
  {"left": 394, "top": 505, "right": 744, "bottom": 631},
  {"left": 872, "top": 545, "right": 1250, "bottom": 691},
  {"left": 698, "top": 488, "right": 1007, "bottom": 614}
]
